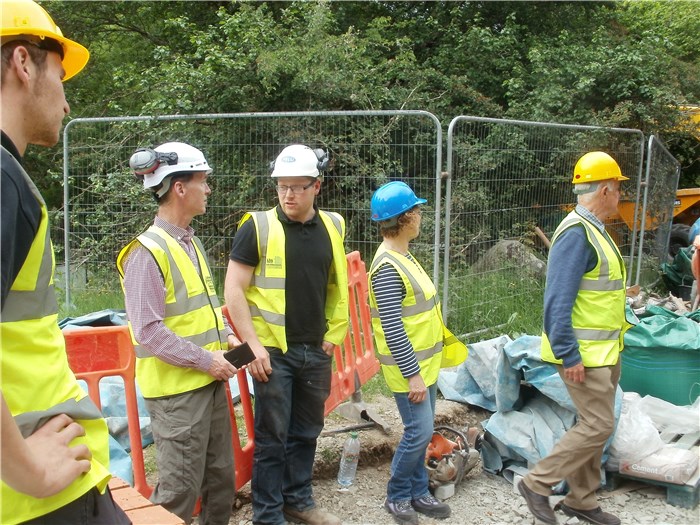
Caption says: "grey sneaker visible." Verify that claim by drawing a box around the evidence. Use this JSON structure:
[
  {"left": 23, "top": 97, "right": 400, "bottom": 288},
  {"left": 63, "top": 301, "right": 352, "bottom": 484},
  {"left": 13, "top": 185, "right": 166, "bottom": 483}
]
[
  {"left": 383, "top": 498, "right": 419, "bottom": 525},
  {"left": 411, "top": 494, "right": 451, "bottom": 518}
]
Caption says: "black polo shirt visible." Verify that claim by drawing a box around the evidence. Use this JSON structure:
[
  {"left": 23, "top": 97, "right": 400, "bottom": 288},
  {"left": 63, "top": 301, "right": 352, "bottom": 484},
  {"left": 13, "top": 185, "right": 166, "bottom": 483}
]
[
  {"left": 229, "top": 205, "right": 333, "bottom": 346},
  {"left": 1, "top": 131, "right": 42, "bottom": 309}
]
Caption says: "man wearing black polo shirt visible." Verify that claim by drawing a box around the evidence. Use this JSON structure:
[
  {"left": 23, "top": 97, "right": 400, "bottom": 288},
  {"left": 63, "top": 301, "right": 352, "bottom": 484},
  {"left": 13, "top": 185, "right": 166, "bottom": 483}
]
[{"left": 225, "top": 144, "right": 348, "bottom": 525}]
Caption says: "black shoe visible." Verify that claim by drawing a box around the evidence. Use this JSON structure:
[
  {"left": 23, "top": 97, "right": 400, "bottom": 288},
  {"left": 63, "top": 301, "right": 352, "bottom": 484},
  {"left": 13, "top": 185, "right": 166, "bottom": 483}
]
[
  {"left": 555, "top": 502, "right": 620, "bottom": 525},
  {"left": 411, "top": 494, "right": 451, "bottom": 519},
  {"left": 383, "top": 498, "right": 419, "bottom": 525},
  {"left": 517, "top": 480, "right": 558, "bottom": 525}
]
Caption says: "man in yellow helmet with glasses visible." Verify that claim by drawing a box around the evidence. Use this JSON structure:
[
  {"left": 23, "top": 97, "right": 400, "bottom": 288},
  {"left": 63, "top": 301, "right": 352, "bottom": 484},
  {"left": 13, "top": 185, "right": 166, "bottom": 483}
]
[
  {"left": 518, "top": 152, "right": 632, "bottom": 525},
  {"left": 1, "top": 1, "right": 130, "bottom": 523}
]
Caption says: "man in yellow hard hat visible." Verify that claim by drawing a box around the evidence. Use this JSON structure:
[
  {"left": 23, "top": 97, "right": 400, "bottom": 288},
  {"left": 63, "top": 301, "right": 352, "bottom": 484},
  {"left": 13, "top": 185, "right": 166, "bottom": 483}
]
[
  {"left": 1, "top": 1, "right": 130, "bottom": 523},
  {"left": 518, "top": 151, "right": 631, "bottom": 525}
]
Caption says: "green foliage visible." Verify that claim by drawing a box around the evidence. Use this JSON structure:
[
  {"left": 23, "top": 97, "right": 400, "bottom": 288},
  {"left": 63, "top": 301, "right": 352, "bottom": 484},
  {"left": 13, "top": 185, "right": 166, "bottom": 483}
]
[
  {"left": 27, "top": 0, "right": 699, "bottom": 216},
  {"left": 447, "top": 265, "right": 545, "bottom": 340},
  {"left": 57, "top": 288, "right": 124, "bottom": 320}
]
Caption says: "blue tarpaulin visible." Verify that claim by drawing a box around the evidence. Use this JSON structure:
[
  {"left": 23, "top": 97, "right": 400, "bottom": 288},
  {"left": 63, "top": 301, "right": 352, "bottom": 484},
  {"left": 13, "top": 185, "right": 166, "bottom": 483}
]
[{"left": 438, "top": 335, "right": 622, "bottom": 478}]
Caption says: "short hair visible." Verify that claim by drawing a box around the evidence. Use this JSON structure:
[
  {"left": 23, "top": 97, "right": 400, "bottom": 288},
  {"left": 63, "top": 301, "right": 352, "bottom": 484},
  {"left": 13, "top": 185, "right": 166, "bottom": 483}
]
[
  {"left": 153, "top": 172, "right": 196, "bottom": 203},
  {"left": 379, "top": 212, "right": 412, "bottom": 239},
  {"left": 1, "top": 40, "right": 50, "bottom": 86},
  {"left": 576, "top": 180, "right": 617, "bottom": 204}
]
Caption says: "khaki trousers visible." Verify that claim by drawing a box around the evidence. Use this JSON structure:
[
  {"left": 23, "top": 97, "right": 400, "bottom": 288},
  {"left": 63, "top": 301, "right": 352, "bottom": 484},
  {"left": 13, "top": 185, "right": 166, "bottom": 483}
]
[
  {"left": 146, "top": 380, "right": 235, "bottom": 525},
  {"left": 523, "top": 360, "right": 620, "bottom": 510}
]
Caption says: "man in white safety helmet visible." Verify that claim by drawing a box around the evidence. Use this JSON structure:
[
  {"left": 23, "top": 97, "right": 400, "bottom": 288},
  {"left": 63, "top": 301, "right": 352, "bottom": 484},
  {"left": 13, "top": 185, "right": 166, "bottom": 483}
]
[
  {"left": 117, "top": 142, "right": 238, "bottom": 525},
  {"left": 225, "top": 144, "right": 348, "bottom": 525}
]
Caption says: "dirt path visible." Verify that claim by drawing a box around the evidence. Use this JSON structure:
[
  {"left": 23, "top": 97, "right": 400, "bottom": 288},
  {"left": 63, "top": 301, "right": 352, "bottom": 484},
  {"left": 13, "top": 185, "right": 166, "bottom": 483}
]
[{"left": 228, "top": 398, "right": 700, "bottom": 524}]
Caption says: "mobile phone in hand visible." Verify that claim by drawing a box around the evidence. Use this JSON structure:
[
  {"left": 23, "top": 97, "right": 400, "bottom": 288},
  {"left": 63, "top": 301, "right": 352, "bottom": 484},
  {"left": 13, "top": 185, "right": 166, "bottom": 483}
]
[{"left": 223, "top": 342, "right": 256, "bottom": 368}]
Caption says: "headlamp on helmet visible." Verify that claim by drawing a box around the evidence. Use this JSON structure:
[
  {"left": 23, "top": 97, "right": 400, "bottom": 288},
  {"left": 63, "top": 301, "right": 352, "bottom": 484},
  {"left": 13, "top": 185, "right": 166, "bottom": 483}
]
[{"left": 129, "top": 142, "right": 212, "bottom": 198}]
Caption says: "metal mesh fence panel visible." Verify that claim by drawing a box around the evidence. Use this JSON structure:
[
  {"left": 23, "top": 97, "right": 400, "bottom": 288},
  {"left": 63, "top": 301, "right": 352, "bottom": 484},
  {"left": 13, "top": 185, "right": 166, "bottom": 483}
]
[
  {"left": 443, "top": 117, "right": 645, "bottom": 338},
  {"left": 60, "top": 111, "right": 441, "bottom": 306},
  {"left": 634, "top": 135, "right": 681, "bottom": 285}
]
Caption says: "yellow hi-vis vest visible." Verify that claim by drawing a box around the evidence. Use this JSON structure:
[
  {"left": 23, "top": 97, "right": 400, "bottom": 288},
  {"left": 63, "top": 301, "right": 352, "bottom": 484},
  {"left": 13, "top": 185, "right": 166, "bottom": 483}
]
[
  {"left": 240, "top": 208, "right": 349, "bottom": 352},
  {"left": 540, "top": 210, "right": 632, "bottom": 367},
  {"left": 368, "top": 245, "right": 444, "bottom": 393},
  {"left": 117, "top": 226, "right": 227, "bottom": 398},
  {"left": 1, "top": 149, "right": 110, "bottom": 524}
]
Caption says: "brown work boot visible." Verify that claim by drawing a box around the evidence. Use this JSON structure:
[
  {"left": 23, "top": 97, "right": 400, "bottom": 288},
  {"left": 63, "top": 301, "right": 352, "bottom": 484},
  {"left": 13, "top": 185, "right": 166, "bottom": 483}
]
[
  {"left": 517, "top": 480, "right": 558, "bottom": 525},
  {"left": 555, "top": 502, "right": 621, "bottom": 525},
  {"left": 283, "top": 505, "right": 341, "bottom": 525}
]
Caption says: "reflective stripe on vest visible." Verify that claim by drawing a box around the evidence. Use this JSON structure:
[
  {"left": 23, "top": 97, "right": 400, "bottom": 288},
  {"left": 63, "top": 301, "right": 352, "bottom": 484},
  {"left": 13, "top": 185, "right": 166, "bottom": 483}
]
[
  {"left": 0, "top": 221, "right": 57, "bottom": 322},
  {"left": 241, "top": 208, "right": 348, "bottom": 352},
  {"left": 540, "top": 210, "right": 629, "bottom": 367},
  {"left": 117, "top": 226, "right": 225, "bottom": 398},
  {"left": 368, "top": 246, "right": 443, "bottom": 392},
  {"left": 1, "top": 147, "right": 111, "bottom": 524}
]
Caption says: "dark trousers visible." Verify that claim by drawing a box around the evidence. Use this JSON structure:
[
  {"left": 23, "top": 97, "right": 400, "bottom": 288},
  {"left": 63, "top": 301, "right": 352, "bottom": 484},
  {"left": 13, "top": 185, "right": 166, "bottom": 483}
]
[
  {"left": 19, "top": 487, "right": 131, "bottom": 525},
  {"left": 251, "top": 343, "right": 332, "bottom": 525}
]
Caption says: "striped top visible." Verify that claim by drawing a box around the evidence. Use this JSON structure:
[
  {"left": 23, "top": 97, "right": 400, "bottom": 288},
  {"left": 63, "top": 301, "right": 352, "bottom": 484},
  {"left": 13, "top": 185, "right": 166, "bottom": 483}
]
[{"left": 370, "top": 256, "right": 421, "bottom": 378}]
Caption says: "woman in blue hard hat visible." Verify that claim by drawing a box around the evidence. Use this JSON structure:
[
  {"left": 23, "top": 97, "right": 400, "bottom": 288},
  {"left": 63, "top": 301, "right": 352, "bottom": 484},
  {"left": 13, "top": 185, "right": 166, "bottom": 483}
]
[{"left": 368, "top": 181, "right": 466, "bottom": 525}]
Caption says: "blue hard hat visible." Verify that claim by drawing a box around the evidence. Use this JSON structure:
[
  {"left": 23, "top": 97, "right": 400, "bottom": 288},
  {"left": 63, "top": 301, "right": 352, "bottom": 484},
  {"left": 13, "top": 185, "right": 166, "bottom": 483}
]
[
  {"left": 370, "top": 181, "right": 427, "bottom": 222},
  {"left": 690, "top": 218, "right": 700, "bottom": 244}
]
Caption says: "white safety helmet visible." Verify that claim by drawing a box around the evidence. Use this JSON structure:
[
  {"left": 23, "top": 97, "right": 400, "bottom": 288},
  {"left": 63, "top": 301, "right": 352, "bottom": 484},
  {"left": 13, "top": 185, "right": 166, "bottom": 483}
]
[
  {"left": 129, "top": 142, "right": 212, "bottom": 198},
  {"left": 270, "top": 144, "right": 329, "bottom": 178}
]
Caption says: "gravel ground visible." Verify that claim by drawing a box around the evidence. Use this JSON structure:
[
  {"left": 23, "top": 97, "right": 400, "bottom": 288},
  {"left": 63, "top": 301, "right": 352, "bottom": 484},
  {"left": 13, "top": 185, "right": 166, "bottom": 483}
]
[{"left": 227, "top": 398, "right": 700, "bottom": 525}]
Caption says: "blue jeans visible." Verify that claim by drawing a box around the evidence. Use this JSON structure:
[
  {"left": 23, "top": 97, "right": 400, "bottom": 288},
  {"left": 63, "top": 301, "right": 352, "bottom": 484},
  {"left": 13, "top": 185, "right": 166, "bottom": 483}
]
[
  {"left": 251, "top": 343, "right": 332, "bottom": 525},
  {"left": 387, "top": 383, "right": 437, "bottom": 503}
]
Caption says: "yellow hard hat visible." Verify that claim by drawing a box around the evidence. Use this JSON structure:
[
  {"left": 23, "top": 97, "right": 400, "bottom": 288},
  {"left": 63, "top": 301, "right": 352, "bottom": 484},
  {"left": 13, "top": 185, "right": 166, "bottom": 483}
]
[
  {"left": 572, "top": 151, "right": 629, "bottom": 184},
  {"left": 1, "top": 0, "right": 89, "bottom": 81}
]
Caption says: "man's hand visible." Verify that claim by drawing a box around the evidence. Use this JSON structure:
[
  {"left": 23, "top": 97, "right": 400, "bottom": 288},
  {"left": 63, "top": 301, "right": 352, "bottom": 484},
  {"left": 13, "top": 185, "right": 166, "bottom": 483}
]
[
  {"left": 247, "top": 341, "right": 272, "bottom": 383},
  {"left": 208, "top": 351, "right": 238, "bottom": 380},
  {"left": 2, "top": 398, "right": 92, "bottom": 499},
  {"left": 321, "top": 340, "right": 335, "bottom": 357},
  {"left": 407, "top": 374, "right": 427, "bottom": 404},
  {"left": 25, "top": 414, "right": 92, "bottom": 498},
  {"left": 564, "top": 362, "right": 586, "bottom": 384}
]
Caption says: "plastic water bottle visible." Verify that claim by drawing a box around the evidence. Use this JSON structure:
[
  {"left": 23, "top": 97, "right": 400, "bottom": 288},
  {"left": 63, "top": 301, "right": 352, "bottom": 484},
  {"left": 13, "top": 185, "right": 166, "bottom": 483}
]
[{"left": 337, "top": 431, "right": 360, "bottom": 489}]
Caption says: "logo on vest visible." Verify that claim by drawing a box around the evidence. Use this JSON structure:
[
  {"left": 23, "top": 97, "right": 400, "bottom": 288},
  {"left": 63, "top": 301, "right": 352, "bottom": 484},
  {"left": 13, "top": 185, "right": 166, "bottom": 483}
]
[
  {"left": 204, "top": 275, "right": 216, "bottom": 293},
  {"left": 266, "top": 255, "right": 283, "bottom": 268}
]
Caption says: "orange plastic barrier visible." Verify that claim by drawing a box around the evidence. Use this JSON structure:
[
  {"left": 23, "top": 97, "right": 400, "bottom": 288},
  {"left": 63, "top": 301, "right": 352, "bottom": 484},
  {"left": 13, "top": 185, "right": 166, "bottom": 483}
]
[
  {"left": 221, "top": 304, "right": 255, "bottom": 491},
  {"left": 63, "top": 325, "right": 151, "bottom": 499},
  {"left": 325, "top": 250, "right": 380, "bottom": 415},
  {"left": 64, "top": 324, "right": 256, "bottom": 497},
  {"left": 64, "top": 250, "right": 379, "bottom": 494}
]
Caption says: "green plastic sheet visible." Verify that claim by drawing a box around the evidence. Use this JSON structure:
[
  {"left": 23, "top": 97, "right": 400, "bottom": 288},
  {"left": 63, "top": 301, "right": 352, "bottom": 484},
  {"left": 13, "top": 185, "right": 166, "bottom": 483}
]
[{"left": 621, "top": 305, "right": 700, "bottom": 406}]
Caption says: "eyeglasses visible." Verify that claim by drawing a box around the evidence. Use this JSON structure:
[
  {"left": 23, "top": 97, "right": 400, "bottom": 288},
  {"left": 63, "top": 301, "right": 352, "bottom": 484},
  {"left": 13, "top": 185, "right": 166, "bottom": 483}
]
[{"left": 275, "top": 181, "right": 316, "bottom": 194}]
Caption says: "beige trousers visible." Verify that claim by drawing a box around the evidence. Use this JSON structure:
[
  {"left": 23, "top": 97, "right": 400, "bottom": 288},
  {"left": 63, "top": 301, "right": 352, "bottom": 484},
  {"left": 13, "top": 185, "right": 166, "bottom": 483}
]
[{"left": 523, "top": 360, "right": 621, "bottom": 510}]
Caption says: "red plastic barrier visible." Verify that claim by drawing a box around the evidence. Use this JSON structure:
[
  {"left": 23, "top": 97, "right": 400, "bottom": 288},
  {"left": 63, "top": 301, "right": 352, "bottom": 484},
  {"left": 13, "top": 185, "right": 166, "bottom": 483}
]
[
  {"left": 324, "top": 251, "right": 380, "bottom": 416},
  {"left": 221, "top": 305, "right": 255, "bottom": 491},
  {"left": 64, "top": 323, "right": 255, "bottom": 498},
  {"left": 63, "top": 250, "right": 379, "bottom": 495},
  {"left": 64, "top": 325, "right": 151, "bottom": 499}
]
